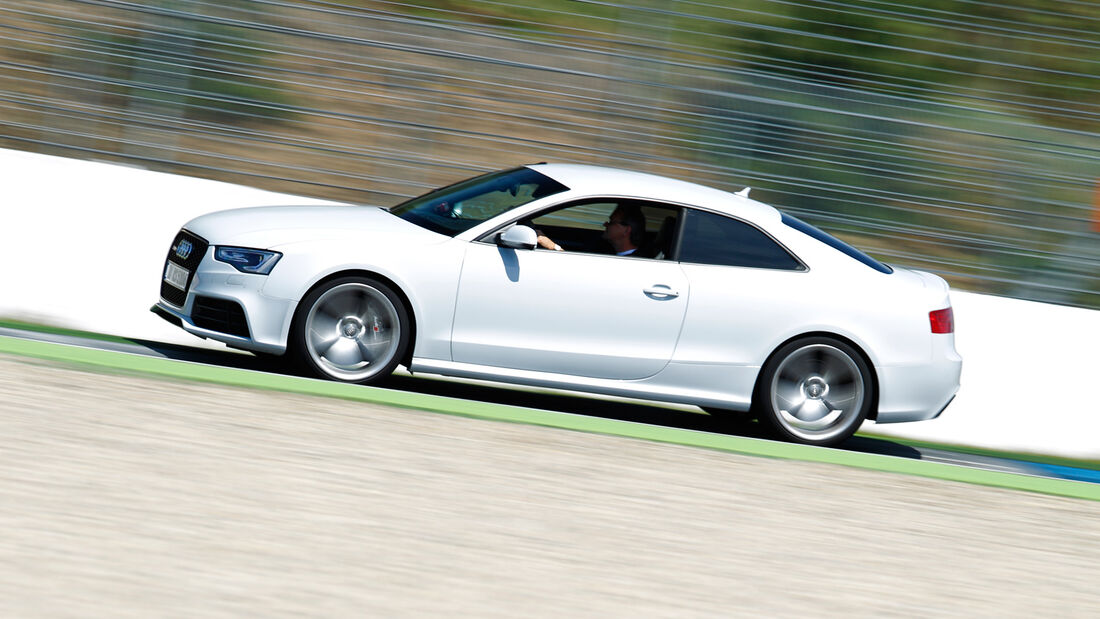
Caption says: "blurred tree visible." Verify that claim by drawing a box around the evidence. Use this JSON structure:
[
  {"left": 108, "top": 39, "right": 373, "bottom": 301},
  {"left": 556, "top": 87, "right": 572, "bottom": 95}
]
[
  {"left": 120, "top": 0, "right": 293, "bottom": 123},
  {"left": 732, "top": 1, "right": 1099, "bottom": 127}
]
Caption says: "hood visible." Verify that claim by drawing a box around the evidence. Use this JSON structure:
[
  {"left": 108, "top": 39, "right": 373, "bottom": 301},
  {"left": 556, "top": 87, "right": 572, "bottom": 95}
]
[{"left": 183, "top": 205, "right": 444, "bottom": 248}]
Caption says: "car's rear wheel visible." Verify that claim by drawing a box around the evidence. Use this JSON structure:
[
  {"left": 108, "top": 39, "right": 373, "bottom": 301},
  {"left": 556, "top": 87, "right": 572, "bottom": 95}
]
[
  {"left": 755, "top": 336, "right": 872, "bottom": 447},
  {"left": 292, "top": 276, "right": 410, "bottom": 384}
]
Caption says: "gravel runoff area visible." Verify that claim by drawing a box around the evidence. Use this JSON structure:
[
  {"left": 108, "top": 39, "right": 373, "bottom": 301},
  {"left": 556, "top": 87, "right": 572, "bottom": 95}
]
[{"left": 1, "top": 354, "right": 1097, "bottom": 617}]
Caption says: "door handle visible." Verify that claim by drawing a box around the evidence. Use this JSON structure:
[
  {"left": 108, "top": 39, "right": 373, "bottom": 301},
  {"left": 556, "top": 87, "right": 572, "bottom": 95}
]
[{"left": 643, "top": 285, "right": 679, "bottom": 299}]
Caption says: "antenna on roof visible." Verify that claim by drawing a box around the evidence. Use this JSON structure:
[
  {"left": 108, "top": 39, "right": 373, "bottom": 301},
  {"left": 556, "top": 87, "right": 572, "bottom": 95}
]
[{"left": 736, "top": 187, "right": 751, "bottom": 197}]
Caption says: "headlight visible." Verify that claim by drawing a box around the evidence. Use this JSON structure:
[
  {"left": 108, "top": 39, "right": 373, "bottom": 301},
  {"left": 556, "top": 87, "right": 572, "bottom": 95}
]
[{"left": 214, "top": 246, "right": 282, "bottom": 274}]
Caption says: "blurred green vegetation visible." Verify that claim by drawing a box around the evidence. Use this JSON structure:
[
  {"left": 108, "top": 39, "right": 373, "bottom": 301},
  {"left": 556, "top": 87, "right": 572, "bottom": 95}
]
[
  {"left": 738, "top": 2, "right": 1100, "bottom": 121},
  {"left": 179, "top": 21, "right": 296, "bottom": 123},
  {"left": 390, "top": 0, "right": 1099, "bottom": 128},
  {"left": 88, "top": 2, "right": 295, "bottom": 123}
]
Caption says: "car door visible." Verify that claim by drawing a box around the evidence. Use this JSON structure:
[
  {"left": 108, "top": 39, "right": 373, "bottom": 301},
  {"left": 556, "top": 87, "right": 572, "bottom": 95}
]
[{"left": 450, "top": 205, "right": 689, "bottom": 380}]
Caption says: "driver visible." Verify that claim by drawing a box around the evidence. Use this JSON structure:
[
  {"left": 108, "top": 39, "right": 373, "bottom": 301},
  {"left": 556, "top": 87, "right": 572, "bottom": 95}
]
[{"left": 537, "top": 204, "right": 646, "bottom": 256}]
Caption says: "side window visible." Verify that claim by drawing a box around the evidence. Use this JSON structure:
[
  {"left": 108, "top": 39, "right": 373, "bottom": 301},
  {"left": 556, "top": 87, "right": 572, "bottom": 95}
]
[
  {"left": 524, "top": 200, "right": 620, "bottom": 254},
  {"left": 679, "top": 209, "right": 803, "bottom": 270},
  {"left": 531, "top": 201, "right": 613, "bottom": 232},
  {"left": 511, "top": 199, "right": 680, "bottom": 259}
]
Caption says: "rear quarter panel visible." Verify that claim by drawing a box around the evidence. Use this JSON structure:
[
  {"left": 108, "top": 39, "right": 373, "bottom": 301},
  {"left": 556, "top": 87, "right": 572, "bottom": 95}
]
[{"left": 673, "top": 261, "right": 934, "bottom": 373}]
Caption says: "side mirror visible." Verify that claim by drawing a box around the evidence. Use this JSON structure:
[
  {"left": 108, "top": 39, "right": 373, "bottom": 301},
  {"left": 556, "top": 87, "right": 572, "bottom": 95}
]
[{"left": 498, "top": 225, "right": 537, "bottom": 250}]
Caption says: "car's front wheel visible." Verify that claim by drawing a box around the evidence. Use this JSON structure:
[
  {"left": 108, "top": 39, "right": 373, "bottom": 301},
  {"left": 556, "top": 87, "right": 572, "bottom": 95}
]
[
  {"left": 755, "top": 336, "right": 872, "bottom": 447},
  {"left": 291, "top": 276, "right": 410, "bottom": 384}
]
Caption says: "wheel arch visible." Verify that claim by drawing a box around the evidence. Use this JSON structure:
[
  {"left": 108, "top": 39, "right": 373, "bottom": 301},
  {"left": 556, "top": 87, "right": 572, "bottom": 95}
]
[
  {"left": 293, "top": 268, "right": 419, "bottom": 369},
  {"left": 753, "top": 330, "right": 880, "bottom": 422}
]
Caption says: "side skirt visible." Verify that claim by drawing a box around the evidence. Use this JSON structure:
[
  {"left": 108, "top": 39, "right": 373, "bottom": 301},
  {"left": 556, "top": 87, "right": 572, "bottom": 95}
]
[{"left": 408, "top": 357, "right": 752, "bottom": 412}]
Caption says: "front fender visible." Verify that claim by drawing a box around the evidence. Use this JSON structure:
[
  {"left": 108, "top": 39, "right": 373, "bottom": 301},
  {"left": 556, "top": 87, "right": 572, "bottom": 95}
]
[{"left": 260, "top": 237, "right": 467, "bottom": 359}]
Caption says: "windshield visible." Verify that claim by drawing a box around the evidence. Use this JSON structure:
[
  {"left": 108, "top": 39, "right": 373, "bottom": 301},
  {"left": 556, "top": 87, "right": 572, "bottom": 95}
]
[{"left": 390, "top": 167, "right": 569, "bottom": 236}]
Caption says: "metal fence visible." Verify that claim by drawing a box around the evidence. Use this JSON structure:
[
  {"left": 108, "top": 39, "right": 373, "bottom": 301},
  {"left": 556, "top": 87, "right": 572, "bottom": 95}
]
[{"left": 2, "top": 0, "right": 1098, "bottom": 308}]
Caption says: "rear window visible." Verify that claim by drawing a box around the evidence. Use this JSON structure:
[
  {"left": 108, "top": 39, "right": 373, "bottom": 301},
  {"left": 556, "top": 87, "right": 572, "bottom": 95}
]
[{"left": 781, "top": 213, "right": 893, "bottom": 274}]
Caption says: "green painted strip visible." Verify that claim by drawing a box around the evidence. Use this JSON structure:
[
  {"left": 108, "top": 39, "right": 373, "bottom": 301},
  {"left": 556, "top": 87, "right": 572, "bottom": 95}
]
[{"left": 2, "top": 334, "right": 1097, "bottom": 502}]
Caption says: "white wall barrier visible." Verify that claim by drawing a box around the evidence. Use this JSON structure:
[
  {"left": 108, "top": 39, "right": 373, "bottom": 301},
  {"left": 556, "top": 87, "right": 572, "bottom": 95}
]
[{"left": 2, "top": 148, "right": 1097, "bottom": 458}]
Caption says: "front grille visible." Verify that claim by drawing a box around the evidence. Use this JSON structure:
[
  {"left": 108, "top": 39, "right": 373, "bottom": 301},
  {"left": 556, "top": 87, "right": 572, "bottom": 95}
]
[
  {"left": 159, "top": 229, "right": 209, "bottom": 307},
  {"left": 192, "top": 296, "right": 250, "bottom": 338}
]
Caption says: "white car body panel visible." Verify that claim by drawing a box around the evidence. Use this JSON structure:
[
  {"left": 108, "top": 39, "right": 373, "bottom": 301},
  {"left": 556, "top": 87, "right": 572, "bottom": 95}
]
[
  {"left": 153, "top": 163, "right": 961, "bottom": 430},
  {"left": 452, "top": 243, "right": 689, "bottom": 379}
]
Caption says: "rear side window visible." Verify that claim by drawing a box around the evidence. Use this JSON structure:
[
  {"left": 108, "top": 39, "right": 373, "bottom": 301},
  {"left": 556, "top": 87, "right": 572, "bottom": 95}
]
[
  {"left": 781, "top": 213, "right": 893, "bottom": 274},
  {"left": 679, "top": 210, "right": 803, "bottom": 270}
]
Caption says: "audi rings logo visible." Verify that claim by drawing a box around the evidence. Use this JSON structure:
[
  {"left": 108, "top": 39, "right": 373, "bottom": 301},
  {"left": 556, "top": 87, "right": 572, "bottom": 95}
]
[{"left": 174, "top": 239, "right": 193, "bottom": 260}]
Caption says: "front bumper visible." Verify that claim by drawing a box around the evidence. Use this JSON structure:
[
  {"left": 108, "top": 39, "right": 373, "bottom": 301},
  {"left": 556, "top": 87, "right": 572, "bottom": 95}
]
[
  {"left": 152, "top": 299, "right": 288, "bottom": 355},
  {"left": 156, "top": 236, "right": 294, "bottom": 354}
]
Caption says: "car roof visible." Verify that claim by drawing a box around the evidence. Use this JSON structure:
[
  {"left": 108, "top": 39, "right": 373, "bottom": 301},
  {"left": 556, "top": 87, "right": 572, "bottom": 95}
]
[{"left": 527, "top": 163, "right": 780, "bottom": 223}]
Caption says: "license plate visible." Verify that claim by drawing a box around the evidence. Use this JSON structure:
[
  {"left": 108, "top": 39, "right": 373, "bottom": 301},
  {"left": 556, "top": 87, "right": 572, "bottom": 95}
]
[{"left": 164, "top": 261, "right": 190, "bottom": 291}]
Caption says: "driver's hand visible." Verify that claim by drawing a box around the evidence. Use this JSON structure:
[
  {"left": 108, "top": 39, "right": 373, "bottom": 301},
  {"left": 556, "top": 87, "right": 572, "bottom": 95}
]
[{"left": 536, "top": 235, "right": 563, "bottom": 251}]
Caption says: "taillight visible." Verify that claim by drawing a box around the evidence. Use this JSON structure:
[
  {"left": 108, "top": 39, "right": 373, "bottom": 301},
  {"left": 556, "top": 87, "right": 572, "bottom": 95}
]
[{"left": 929, "top": 308, "right": 954, "bottom": 334}]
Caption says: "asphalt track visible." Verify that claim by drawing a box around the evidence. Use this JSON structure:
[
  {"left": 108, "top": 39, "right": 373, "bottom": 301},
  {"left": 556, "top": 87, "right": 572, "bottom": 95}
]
[{"left": 2, "top": 326, "right": 1097, "bottom": 493}]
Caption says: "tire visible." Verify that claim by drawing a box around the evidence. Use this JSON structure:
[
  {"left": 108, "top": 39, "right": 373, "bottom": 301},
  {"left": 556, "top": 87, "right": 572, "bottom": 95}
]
[
  {"left": 291, "top": 276, "right": 410, "bottom": 384},
  {"left": 754, "top": 336, "right": 873, "bottom": 447}
]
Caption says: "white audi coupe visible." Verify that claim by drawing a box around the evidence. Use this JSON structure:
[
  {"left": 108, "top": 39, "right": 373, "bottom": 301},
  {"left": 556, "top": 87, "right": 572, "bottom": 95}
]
[{"left": 153, "top": 164, "right": 961, "bottom": 446}]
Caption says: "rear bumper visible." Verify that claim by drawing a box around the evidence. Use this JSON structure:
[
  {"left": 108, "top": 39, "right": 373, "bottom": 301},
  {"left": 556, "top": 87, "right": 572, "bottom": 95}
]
[{"left": 874, "top": 336, "right": 962, "bottom": 424}]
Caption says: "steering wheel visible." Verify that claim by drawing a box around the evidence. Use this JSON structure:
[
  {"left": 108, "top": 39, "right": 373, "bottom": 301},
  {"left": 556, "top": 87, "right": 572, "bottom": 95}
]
[{"left": 433, "top": 201, "right": 463, "bottom": 218}]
